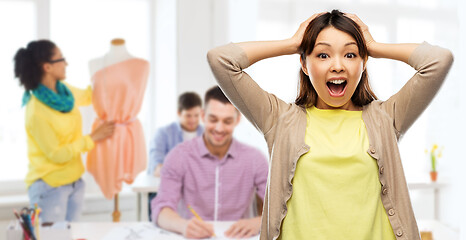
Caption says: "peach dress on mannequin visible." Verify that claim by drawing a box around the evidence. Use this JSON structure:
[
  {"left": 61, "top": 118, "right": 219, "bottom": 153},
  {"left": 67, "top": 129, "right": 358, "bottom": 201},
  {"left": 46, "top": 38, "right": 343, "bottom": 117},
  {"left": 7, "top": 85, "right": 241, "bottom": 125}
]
[{"left": 87, "top": 58, "right": 149, "bottom": 199}]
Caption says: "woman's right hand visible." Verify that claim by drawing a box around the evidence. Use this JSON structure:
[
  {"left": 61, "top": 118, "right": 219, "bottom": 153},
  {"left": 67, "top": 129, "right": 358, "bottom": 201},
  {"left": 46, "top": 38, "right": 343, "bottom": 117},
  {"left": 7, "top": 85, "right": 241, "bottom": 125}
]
[
  {"left": 90, "top": 121, "right": 116, "bottom": 142},
  {"left": 233, "top": 13, "right": 323, "bottom": 65},
  {"left": 290, "top": 13, "right": 325, "bottom": 53}
]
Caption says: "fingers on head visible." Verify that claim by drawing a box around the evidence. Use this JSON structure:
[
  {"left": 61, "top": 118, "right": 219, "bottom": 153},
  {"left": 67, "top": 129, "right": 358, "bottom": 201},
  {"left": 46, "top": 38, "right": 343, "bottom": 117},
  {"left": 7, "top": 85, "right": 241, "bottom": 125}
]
[{"left": 312, "top": 12, "right": 325, "bottom": 20}]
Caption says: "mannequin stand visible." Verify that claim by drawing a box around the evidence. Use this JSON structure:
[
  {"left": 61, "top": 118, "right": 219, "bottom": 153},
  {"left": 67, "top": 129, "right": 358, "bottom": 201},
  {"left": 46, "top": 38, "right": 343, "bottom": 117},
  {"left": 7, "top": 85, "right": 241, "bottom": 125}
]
[{"left": 112, "top": 193, "right": 121, "bottom": 222}]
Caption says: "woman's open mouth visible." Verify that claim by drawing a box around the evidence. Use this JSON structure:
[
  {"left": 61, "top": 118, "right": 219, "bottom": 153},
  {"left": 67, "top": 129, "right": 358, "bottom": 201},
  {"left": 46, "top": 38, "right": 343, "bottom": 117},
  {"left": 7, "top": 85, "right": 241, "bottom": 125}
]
[{"left": 326, "top": 79, "right": 347, "bottom": 97}]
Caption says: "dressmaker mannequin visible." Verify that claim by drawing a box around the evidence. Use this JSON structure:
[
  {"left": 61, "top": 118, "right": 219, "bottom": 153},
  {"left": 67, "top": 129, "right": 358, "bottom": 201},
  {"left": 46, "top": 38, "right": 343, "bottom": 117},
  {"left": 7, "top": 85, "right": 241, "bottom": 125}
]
[
  {"left": 89, "top": 38, "right": 134, "bottom": 77},
  {"left": 87, "top": 38, "right": 149, "bottom": 222}
]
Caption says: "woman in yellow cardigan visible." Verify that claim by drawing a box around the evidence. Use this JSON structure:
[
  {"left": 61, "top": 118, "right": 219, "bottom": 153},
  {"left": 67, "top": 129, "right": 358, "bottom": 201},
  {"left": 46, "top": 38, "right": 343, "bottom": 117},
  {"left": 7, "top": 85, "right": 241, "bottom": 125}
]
[{"left": 14, "top": 40, "right": 115, "bottom": 222}]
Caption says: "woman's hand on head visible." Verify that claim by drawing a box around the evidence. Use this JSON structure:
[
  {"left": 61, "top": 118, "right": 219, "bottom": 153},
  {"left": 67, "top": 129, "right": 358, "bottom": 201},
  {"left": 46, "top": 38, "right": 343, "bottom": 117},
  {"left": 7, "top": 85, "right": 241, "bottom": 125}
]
[
  {"left": 344, "top": 13, "right": 376, "bottom": 55},
  {"left": 90, "top": 120, "right": 116, "bottom": 142},
  {"left": 290, "top": 13, "right": 325, "bottom": 53}
]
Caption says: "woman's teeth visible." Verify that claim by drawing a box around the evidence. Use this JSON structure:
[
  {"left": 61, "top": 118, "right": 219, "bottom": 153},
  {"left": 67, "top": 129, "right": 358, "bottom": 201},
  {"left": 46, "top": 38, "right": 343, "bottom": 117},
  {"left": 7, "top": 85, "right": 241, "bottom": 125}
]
[{"left": 329, "top": 79, "right": 346, "bottom": 84}]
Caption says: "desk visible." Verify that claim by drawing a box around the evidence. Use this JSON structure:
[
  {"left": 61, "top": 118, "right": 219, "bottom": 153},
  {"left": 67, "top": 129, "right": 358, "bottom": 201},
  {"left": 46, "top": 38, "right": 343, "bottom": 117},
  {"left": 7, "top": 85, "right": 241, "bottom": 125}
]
[
  {"left": 417, "top": 219, "right": 459, "bottom": 240},
  {"left": 71, "top": 221, "right": 260, "bottom": 240},
  {"left": 70, "top": 220, "right": 457, "bottom": 240},
  {"left": 408, "top": 182, "right": 445, "bottom": 220},
  {"left": 131, "top": 173, "right": 161, "bottom": 221}
]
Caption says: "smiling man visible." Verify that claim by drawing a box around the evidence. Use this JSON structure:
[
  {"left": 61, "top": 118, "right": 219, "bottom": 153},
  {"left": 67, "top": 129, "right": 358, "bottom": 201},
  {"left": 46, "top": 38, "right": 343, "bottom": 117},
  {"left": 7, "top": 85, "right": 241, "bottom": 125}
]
[
  {"left": 147, "top": 92, "right": 204, "bottom": 177},
  {"left": 151, "top": 86, "right": 268, "bottom": 239}
]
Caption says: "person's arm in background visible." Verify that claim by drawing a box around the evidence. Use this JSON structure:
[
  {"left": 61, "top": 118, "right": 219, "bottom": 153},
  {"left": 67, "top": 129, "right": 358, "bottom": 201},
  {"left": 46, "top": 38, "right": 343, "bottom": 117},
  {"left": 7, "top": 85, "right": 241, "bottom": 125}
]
[
  {"left": 27, "top": 115, "right": 114, "bottom": 164},
  {"left": 158, "top": 208, "right": 214, "bottom": 239},
  {"left": 224, "top": 151, "right": 269, "bottom": 238},
  {"left": 28, "top": 115, "right": 93, "bottom": 164},
  {"left": 152, "top": 147, "right": 214, "bottom": 239},
  {"left": 65, "top": 83, "right": 92, "bottom": 106},
  {"left": 148, "top": 127, "right": 169, "bottom": 176}
]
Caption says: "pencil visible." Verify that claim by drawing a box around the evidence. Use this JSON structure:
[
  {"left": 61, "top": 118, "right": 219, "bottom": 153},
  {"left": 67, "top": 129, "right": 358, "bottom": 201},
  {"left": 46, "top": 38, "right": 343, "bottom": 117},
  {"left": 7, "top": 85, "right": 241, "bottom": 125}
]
[
  {"left": 187, "top": 205, "right": 202, "bottom": 220},
  {"left": 13, "top": 209, "right": 32, "bottom": 240},
  {"left": 21, "top": 211, "right": 36, "bottom": 240},
  {"left": 187, "top": 205, "right": 216, "bottom": 237},
  {"left": 35, "top": 208, "right": 41, "bottom": 240}
]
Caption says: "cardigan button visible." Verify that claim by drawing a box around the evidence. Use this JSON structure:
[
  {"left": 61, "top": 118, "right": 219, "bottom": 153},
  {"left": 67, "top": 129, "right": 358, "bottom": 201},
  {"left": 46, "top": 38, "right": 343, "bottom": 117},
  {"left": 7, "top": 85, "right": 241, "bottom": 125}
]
[
  {"left": 379, "top": 166, "right": 384, "bottom": 174},
  {"left": 370, "top": 147, "right": 376, "bottom": 154},
  {"left": 396, "top": 229, "right": 403, "bottom": 237},
  {"left": 388, "top": 209, "right": 395, "bottom": 216},
  {"left": 382, "top": 187, "right": 388, "bottom": 195}
]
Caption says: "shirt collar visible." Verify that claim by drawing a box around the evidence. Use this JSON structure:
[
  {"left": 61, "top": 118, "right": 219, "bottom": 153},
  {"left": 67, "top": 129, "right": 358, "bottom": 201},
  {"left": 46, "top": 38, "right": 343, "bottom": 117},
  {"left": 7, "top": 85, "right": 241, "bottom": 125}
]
[
  {"left": 197, "top": 134, "right": 237, "bottom": 160},
  {"left": 177, "top": 121, "right": 204, "bottom": 135},
  {"left": 175, "top": 121, "right": 183, "bottom": 132}
]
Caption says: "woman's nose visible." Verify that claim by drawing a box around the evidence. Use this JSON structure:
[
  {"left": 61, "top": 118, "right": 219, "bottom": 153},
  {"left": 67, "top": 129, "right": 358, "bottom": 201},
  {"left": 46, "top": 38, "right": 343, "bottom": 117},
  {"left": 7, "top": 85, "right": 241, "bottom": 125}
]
[{"left": 330, "top": 58, "right": 344, "bottom": 73}]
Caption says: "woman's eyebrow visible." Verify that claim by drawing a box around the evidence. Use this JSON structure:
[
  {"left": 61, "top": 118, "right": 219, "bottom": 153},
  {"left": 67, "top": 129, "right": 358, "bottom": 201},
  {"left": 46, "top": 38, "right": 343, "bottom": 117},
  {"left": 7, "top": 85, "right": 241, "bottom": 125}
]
[
  {"left": 315, "top": 42, "right": 331, "bottom": 47},
  {"left": 345, "top": 42, "right": 357, "bottom": 46},
  {"left": 315, "top": 42, "right": 357, "bottom": 47}
]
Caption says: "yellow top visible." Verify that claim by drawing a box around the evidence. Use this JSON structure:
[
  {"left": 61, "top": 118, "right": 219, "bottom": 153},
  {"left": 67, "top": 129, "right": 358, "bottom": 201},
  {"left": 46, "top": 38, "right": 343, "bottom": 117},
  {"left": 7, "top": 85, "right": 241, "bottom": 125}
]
[
  {"left": 279, "top": 106, "right": 395, "bottom": 240},
  {"left": 24, "top": 83, "right": 95, "bottom": 188}
]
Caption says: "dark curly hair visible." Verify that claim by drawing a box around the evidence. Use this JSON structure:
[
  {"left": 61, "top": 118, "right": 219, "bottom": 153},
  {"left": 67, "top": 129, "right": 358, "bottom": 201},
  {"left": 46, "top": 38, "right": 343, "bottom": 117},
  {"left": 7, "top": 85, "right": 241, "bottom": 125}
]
[{"left": 14, "top": 40, "right": 57, "bottom": 91}]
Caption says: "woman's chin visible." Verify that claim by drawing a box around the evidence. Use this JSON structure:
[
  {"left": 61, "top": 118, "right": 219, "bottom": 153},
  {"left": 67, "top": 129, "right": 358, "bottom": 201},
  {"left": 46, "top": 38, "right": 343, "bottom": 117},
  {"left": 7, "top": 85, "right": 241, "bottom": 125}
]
[{"left": 318, "top": 97, "right": 353, "bottom": 110}]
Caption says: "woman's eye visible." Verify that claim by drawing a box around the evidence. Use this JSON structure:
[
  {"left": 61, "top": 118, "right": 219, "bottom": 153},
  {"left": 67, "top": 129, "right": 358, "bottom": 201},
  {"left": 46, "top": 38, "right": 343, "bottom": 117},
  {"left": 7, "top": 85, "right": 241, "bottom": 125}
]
[
  {"left": 317, "top": 53, "right": 329, "bottom": 59},
  {"left": 345, "top": 53, "right": 357, "bottom": 58}
]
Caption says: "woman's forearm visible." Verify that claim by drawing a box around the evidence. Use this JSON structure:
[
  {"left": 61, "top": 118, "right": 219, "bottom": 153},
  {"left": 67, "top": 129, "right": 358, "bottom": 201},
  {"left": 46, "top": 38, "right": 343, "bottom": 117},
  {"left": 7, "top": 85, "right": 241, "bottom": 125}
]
[
  {"left": 369, "top": 42, "right": 420, "bottom": 64},
  {"left": 236, "top": 38, "right": 298, "bottom": 66},
  {"left": 234, "top": 14, "right": 319, "bottom": 67}
]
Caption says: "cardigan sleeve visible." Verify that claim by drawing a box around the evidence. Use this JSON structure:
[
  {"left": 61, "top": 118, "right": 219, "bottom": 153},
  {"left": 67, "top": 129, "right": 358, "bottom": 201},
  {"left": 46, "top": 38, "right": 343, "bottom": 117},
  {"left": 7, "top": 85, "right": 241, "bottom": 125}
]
[
  {"left": 207, "top": 43, "right": 294, "bottom": 135},
  {"left": 381, "top": 42, "right": 454, "bottom": 137}
]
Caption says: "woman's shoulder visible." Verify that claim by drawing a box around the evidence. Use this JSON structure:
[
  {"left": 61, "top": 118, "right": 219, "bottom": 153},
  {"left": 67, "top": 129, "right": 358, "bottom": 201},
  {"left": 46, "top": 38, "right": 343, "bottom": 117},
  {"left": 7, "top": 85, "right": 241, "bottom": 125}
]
[
  {"left": 25, "top": 97, "right": 51, "bottom": 125},
  {"left": 362, "top": 99, "right": 396, "bottom": 122},
  {"left": 63, "top": 82, "right": 89, "bottom": 95},
  {"left": 363, "top": 100, "right": 384, "bottom": 112},
  {"left": 63, "top": 82, "right": 92, "bottom": 106}
]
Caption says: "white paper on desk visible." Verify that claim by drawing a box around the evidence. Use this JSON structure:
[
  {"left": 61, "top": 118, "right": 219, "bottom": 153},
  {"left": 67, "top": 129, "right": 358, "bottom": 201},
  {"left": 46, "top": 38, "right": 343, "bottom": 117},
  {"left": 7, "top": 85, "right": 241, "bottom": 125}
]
[
  {"left": 212, "top": 222, "right": 260, "bottom": 240},
  {"left": 101, "top": 222, "right": 259, "bottom": 240},
  {"left": 101, "top": 222, "right": 184, "bottom": 240}
]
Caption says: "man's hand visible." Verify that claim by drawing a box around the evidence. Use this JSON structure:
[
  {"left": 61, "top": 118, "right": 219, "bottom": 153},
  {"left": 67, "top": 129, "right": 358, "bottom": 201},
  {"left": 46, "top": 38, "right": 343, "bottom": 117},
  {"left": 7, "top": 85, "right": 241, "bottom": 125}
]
[
  {"left": 224, "top": 217, "right": 261, "bottom": 238},
  {"left": 182, "top": 217, "right": 215, "bottom": 239},
  {"left": 153, "top": 164, "right": 163, "bottom": 177}
]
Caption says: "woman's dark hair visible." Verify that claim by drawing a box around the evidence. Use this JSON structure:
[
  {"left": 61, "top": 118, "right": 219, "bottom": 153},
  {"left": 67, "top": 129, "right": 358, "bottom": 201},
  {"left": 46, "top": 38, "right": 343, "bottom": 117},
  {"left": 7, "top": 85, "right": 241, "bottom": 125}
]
[
  {"left": 14, "top": 40, "right": 57, "bottom": 91},
  {"left": 295, "top": 10, "right": 377, "bottom": 108}
]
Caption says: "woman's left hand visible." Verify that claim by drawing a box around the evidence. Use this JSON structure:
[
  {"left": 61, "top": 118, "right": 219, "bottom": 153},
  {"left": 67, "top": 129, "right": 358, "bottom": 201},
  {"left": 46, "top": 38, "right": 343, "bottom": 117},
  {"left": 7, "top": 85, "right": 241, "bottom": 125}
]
[{"left": 345, "top": 13, "right": 376, "bottom": 55}]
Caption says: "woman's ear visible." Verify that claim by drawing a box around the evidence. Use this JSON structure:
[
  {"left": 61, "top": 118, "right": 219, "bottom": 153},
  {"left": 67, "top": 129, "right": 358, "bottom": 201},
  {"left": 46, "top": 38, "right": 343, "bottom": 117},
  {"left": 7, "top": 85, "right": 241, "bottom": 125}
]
[
  {"left": 364, "top": 56, "right": 369, "bottom": 71},
  {"left": 42, "top": 62, "right": 52, "bottom": 73},
  {"left": 300, "top": 56, "right": 309, "bottom": 76}
]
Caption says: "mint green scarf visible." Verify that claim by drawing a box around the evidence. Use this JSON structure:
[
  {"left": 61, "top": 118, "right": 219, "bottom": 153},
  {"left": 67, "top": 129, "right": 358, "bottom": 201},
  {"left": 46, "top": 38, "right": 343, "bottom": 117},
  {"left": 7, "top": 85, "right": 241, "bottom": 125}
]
[{"left": 22, "top": 81, "right": 74, "bottom": 113}]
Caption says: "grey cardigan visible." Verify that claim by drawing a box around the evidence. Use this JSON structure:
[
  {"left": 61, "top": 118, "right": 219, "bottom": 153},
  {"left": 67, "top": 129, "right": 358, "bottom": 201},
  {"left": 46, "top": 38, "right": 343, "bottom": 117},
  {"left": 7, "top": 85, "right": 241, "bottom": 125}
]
[{"left": 207, "top": 42, "right": 453, "bottom": 240}]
